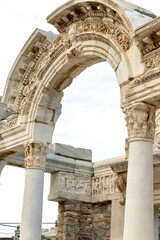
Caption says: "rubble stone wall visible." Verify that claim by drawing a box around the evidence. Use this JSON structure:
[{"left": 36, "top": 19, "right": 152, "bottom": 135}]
[{"left": 56, "top": 200, "right": 111, "bottom": 240}]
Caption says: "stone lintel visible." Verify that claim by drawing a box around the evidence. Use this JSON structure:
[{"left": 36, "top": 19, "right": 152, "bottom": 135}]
[
  {"left": 50, "top": 142, "right": 92, "bottom": 161},
  {"left": 48, "top": 172, "right": 92, "bottom": 202}
]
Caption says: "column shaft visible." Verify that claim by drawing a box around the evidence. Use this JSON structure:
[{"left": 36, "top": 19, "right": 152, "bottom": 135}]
[
  {"left": 123, "top": 103, "right": 155, "bottom": 240},
  {"left": 20, "top": 140, "right": 47, "bottom": 240},
  {"left": 20, "top": 169, "right": 44, "bottom": 240},
  {"left": 123, "top": 140, "right": 154, "bottom": 240}
]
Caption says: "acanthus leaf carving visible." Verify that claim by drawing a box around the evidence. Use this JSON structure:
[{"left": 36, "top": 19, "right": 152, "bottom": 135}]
[
  {"left": 15, "top": 36, "right": 65, "bottom": 116},
  {"left": 124, "top": 103, "right": 155, "bottom": 140},
  {"left": 114, "top": 174, "right": 127, "bottom": 206},
  {"left": 24, "top": 140, "right": 47, "bottom": 170},
  {"left": 144, "top": 53, "right": 160, "bottom": 70},
  {"left": 76, "top": 19, "right": 132, "bottom": 51}
]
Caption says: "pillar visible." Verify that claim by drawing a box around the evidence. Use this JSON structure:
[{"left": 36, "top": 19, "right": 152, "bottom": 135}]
[
  {"left": 20, "top": 140, "right": 47, "bottom": 240},
  {"left": 154, "top": 206, "right": 159, "bottom": 240},
  {"left": 110, "top": 199, "right": 125, "bottom": 240},
  {"left": 123, "top": 103, "right": 155, "bottom": 240}
]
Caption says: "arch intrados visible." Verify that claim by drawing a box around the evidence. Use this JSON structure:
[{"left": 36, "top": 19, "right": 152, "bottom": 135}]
[{"left": 28, "top": 34, "right": 129, "bottom": 121}]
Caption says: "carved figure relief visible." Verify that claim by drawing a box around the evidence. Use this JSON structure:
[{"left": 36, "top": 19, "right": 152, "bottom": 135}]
[
  {"left": 92, "top": 174, "right": 118, "bottom": 196},
  {"left": 59, "top": 173, "right": 91, "bottom": 195}
]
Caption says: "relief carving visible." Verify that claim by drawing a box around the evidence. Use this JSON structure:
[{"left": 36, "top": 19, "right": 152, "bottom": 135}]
[
  {"left": 55, "top": 3, "right": 124, "bottom": 33},
  {"left": 59, "top": 173, "right": 91, "bottom": 195},
  {"left": 24, "top": 140, "right": 47, "bottom": 170},
  {"left": 77, "top": 20, "right": 132, "bottom": 51},
  {"left": 154, "top": 110, "right": 160, "bottom": 149},
  {"left": 114, "top": 174, "right": 127, "bottom": 205},
  {"left": 65, "top": 24, "right": 83, "bottom": 58},
  {"left": 16, "top": 36, "right": 65, "bottom": 115},
  {"left": 130, "top": 69, "right": 160, "bottom": 88},
  {"left": 154, "top": 182, "right": 160, "bottom": 190},
  {"left": 92, "top": 174, "right": 118, "bottom": 196},
  {"left": 0, "top": 114, "right": 18, "bottom": 133},
  {"left": 124, "top": 103, "right": 155, "bottom": 140},
  {"left": 144, "top": 53, "right": 160, "bottom": 70}
]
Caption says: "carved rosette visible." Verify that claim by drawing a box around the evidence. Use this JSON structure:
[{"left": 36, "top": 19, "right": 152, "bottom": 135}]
[
  {"left": 24, "top": 140, "right": 47, "bottom": 170},
  {"left": 124, "top": 103, "right": 155, "bottom": 140}
]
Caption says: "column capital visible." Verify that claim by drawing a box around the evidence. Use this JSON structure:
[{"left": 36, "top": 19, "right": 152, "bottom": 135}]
[
  {"left": 24, "top": 140, "right": 47, "bottom": 170},
  {"left": 124, "top": 103, "right": 155, "bottom": 141}
]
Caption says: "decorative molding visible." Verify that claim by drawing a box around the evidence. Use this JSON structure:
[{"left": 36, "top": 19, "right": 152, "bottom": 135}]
[
  {"left": 50, "top": 3, "right": 123, "bottom": 33},
  {"left": 16, "top": 37, "right": 65, "bottom": 115},
  {"left": 129, "top": 69, "right": 160, "bottom": 88},
  {"left": 92, "top": 174, "right": 118, "bottom": 196},
  {"left": 110, "top": 161, "right": 128, "bottom": 173},
  {"left": 114, "top": 174, "right": 127, "bottom": 205},
  {"left": 76, "top": 19, "right": 132, "bottom": 51},
  {"left": 0, "top": 114, "right": 18, "bottom": 133},
  {"left": 124, "top": 103, "right": 155, "bottom": 140},
  {"left": 59, "top": 172, "right": 91, "bottom": 195},
  {"left": 144, "top": 53, "right": 160, "bottom": 70},
  {"left": 92, "top": 173, "right": 126, "bottom": 205},
  {"left": 24, "top": 140, "right": 47, "bottom": 170}
]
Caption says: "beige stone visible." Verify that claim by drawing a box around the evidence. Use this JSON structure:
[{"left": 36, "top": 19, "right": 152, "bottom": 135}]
[{"left": 1, "top": 0, "right": 160, "bottom": 239}]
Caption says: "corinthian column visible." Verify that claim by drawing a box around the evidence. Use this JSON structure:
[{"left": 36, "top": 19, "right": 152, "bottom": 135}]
[
  {"left": 20, "top": 140, "right": 47, "bottom": 240},
  {"left": 123, "top": 103, "right": 155, "bottom": 240}
]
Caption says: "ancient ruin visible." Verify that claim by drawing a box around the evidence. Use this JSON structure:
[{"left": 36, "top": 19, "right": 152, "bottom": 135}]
[{"left": 1, "top": 0, "right": 160, "bottom": 239}]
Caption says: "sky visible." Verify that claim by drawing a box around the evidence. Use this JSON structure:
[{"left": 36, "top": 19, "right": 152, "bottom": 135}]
[{"left": 0, "top": 0, "right": 160, "bottom": 237}]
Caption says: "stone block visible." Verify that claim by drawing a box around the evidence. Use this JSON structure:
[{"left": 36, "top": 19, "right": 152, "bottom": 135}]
[
  {"left": 51, "top": 142, "right": 92, "bottom": 161},
  {"left": 48, "top": 172, "right": 92, "bottom": 202}
]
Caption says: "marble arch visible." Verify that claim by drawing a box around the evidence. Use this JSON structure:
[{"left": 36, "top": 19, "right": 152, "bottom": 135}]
[{"left": 1, "top": 0, "right": 160, "bottom": 240}]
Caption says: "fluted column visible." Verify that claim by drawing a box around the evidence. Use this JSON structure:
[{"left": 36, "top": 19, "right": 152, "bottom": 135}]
[
  {"left": 123, "top": 103, "right": 155, "bottom": 240},
  {"left": 20, "top": 140, "right": 47, "bottom": 240}
]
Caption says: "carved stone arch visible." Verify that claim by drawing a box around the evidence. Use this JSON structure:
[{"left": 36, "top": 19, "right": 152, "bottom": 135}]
[{"left": 0, "top": 0, "right": 159, "bottom": 151}]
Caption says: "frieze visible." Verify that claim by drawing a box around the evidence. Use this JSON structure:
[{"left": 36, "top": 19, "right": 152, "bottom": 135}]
[
  {"left": 59, "top": 173, "right": 91, "bottom": 196},
  {"left": 124, "top": 103, "right": 155, "bottom": 140},
  {"left": 15, "top": 36, "right": 65, "bottom": 115},
  {"left": 92, "top": 174, "right": 118, "bottom": 196},
  {"left": 76, "top": 20, "right": 132, "bottom": 51},
  {"left": 0, "top": 114, "right": 18, "bottom": 133},
  {"left": 144, "top": 53, "right": 160, "bottom": 70},
  {"left": 129, "top": 69, "right": 160, "bottom": 88},
  {"left": 52, "top": 3, "right": 123, "bottom": 33}
]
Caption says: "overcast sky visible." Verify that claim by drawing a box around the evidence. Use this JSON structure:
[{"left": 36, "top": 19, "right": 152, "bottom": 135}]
[{"left": 0, "top": 0, "right": 160, "bottom": 237}]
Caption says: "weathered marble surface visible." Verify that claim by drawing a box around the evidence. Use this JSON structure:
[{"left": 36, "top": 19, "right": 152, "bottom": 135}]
[{"left": 51, "top": 142, "right": 92, "bottom": 161}]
